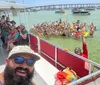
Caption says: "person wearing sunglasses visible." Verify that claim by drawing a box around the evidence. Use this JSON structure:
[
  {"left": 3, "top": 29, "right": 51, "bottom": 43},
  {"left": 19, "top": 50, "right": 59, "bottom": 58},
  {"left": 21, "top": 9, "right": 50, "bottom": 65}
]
[{"left": 0, "top": 45, "right": 40, "bottom": 85}]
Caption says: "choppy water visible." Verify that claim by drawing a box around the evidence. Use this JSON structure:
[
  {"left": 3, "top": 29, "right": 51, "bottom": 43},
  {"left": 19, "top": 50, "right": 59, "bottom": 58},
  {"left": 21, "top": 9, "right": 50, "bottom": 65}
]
[{"left": 10, "top": 9, "right": 100, "bottom": 63}]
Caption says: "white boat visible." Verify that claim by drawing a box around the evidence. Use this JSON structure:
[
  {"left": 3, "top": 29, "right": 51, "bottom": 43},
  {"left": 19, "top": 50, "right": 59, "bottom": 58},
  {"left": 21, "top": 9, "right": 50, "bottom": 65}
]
[
  {"left": 55, "top": 9, "right": 65, "bottom": 13},
  {"left": 85, "top": 6, "right": 95, "bottom": 11},
  {"left": 72, "top": 8, "right": 90, "bottom": 15},
  {"left": 97, "top": 6, "right": 100, "bottom": 9}
]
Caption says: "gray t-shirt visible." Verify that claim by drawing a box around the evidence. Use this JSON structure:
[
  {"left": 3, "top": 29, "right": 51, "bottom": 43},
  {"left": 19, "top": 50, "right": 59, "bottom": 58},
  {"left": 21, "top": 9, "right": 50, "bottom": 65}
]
[
  {"left": 18, "top": 29, "right": 29, "bottom": 45},
  {"left": 0, "top": 81, "right": 3, "bottom": 85}
]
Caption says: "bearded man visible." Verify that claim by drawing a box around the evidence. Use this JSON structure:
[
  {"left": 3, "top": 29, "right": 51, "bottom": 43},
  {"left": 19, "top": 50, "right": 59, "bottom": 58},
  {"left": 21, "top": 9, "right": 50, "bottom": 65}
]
[{"left": 0, "top": 45, "right": 40, "bottom": 85}]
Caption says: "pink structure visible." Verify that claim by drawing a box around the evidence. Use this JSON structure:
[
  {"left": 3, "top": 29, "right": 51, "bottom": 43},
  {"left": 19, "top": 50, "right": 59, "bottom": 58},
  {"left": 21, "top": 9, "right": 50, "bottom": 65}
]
[{"left": 29, "top": 34, "right": 100, "bottom": 84}]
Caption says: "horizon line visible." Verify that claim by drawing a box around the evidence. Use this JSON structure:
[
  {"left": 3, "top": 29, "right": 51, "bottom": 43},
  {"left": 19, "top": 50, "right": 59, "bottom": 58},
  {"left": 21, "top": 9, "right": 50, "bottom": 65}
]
[{"left": 26, "top": 3, "right": 100, "bottom": 7}]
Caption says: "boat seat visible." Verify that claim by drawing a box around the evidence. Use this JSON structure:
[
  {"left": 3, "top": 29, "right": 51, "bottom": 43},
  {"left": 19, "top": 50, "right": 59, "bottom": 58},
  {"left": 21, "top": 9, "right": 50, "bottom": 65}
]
[
  {"left": 0, "top": 65, "right": 5, "bottom": 73},
  {"left": 35, "top": 56, "right": 59, "bottom": 85}
]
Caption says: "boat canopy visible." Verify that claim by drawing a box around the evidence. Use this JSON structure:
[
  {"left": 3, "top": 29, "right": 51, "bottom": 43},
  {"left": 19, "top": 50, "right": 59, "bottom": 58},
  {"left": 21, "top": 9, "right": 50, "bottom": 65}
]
[{"left": 0, "top": 1, "right": 24, "bottom": 11}]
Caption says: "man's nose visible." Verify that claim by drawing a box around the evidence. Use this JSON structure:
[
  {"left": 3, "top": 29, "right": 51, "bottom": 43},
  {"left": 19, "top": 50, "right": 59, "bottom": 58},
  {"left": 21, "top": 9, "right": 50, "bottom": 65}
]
[{"left": 20, "top": 61, "right": 28, "bottom": 68}]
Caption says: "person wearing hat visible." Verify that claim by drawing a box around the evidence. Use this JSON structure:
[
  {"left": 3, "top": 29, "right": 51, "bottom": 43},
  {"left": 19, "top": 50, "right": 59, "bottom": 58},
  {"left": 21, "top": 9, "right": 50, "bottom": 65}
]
[
  {"left": 74, "top": 30, "right": 88, "bottom": 58},
  {"left": 0, "top": 15, "right": 5, "bottom": 26},
  {"left": 0, "top": 45, "right": 40, "bottom": 85},
  {"left": 17, "top": 24, "right": 29, "bottom": 45},
  {"left": 9, "top": 20, "right": 16, "bottom": 30}
]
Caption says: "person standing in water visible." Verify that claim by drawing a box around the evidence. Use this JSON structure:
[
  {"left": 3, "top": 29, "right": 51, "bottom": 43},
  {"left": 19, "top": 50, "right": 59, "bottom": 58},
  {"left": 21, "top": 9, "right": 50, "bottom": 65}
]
[{"left": 74, "top": 30, "right": 88, "bottom": 59}]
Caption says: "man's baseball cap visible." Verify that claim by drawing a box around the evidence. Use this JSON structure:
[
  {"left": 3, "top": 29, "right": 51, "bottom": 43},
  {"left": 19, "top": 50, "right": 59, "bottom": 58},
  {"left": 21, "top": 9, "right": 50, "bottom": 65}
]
[
  {"left": 10, "top": 20, "right": 16, "bottom": 24},
  {"left": 8, "top": 45, "right": 40, "bottom": 60}
]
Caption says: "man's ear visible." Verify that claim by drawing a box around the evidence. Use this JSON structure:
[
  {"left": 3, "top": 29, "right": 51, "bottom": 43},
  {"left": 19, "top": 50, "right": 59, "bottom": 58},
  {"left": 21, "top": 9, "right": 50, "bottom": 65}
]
[{"left": 5, "top": 58, "right": 9, "bottom": 64}]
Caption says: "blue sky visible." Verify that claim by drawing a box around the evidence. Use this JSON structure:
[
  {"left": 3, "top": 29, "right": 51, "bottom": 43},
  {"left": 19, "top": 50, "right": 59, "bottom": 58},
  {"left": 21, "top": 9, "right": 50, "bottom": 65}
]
[{"left": 1, "top": 0, "right": 100, "bottom": 7}]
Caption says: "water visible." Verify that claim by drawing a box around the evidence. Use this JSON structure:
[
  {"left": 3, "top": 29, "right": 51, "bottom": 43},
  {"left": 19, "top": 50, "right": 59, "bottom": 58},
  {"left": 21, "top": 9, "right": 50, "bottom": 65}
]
[
  {"left": 10, "top": 9, "right": 100, "bottom": 64},
  {"left": 11, "top": 9, "right": 100, "bottom": 30}
]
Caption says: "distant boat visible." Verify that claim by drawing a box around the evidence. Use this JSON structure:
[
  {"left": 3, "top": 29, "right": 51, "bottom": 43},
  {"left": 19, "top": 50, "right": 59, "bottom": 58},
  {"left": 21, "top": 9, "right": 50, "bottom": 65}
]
[
  {"left": 85, "top": 6, "right": 95, "bottom": 11},
  {"left": 31, "top": 9, "right": 40, "bottom": 12},
  {"left": 32, "top": 9, "right": 38, "bottom": 12},
  {"left": 55, "top": 9, "right": 65, "bottom": 13},
  {"left": 72, "top": 8, "right": 90, "bottom": 15},
  {"left": 97, "top": 6, "right": 100, "bottom": 9},
  {"left": 20, "top": 9, "right": 24, "bottom": 12}
]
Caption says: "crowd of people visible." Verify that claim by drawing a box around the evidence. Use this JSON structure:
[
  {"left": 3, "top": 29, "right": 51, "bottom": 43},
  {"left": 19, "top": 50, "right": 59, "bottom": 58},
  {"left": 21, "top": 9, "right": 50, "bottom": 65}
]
[
  {"left": 30, "top": 19, "right": 96, "bottom": 38},
  {"left": 0, "top": 15, "right": 39, "bottom": 85},
  {"left": 0, "top": 15, "right": 29, "bottom": 51},
  {"left": 30, "top": 19, "right": 90, "bottom": 59}
]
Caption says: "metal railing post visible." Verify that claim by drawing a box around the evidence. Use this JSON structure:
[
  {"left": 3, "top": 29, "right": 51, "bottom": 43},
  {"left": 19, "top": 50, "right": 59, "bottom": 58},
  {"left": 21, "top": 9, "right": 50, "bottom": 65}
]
[
  {"left": 37, "top": 37, "right": 40, "bottom": 54},
  {"left": 89, "top": 63, "right": 92, "bottom": 74},
  {"left": 55, "top": 47, "right": 57, "bottom": 68},
  {"left": 18, "top": 10, "right": 21, "bottom": 24}
]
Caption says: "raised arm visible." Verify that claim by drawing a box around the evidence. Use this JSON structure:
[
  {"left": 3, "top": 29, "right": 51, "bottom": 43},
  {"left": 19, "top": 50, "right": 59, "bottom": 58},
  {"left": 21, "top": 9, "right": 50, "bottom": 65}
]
[
  {"left": 81, "top": 34, "right": 88, "bottom": 58},
  {"left": 82, "top": 35, "right": 86, "bottom": 44},
  {"left": 81, "top": 25, "right": 86, "bottom": 44}
]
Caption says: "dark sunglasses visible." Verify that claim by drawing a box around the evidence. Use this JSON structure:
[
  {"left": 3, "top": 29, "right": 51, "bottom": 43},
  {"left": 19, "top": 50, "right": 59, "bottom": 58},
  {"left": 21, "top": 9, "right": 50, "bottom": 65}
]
[{"left": 14, "top": 56, "right": 36, "bottom": 66}]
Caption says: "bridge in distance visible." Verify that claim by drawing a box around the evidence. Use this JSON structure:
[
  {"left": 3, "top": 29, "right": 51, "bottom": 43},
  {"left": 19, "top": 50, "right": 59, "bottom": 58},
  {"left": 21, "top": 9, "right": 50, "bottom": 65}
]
[{"left": 25, "top": 3, "right": 100, "bottom": 11}]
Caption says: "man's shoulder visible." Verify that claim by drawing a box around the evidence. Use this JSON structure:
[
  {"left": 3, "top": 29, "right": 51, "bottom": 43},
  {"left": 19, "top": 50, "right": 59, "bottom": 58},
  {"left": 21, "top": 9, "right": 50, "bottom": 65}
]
[
  {"left": 0, "top": 72, "right": 4, "bottom": 85},
  {"left": 31, "top": 82, "right": 36, "bottom": 85},
  {"left": 0, "top": 72, "right": 3, "bottom": 79},
  {"left": 0, "top": 81, "right": 3, "bottom": 85}
]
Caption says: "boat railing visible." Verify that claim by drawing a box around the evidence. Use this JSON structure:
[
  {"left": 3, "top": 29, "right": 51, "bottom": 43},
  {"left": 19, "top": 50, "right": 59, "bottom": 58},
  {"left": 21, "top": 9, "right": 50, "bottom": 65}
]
[
  {"left": 35, "top": 53, "right": 59, "bottom": 85},
  {"left": 68, "top": 70, "right": 100, "bottom": 85},
  {"left": 29, "top": 33, "right": 100, "bottom": 84}
]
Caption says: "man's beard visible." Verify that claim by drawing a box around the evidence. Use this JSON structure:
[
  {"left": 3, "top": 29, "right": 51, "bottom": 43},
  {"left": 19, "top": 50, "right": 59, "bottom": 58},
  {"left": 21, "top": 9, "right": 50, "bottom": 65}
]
[{"left": 4, "top": 65, "right": 34, "bottom": 85}]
